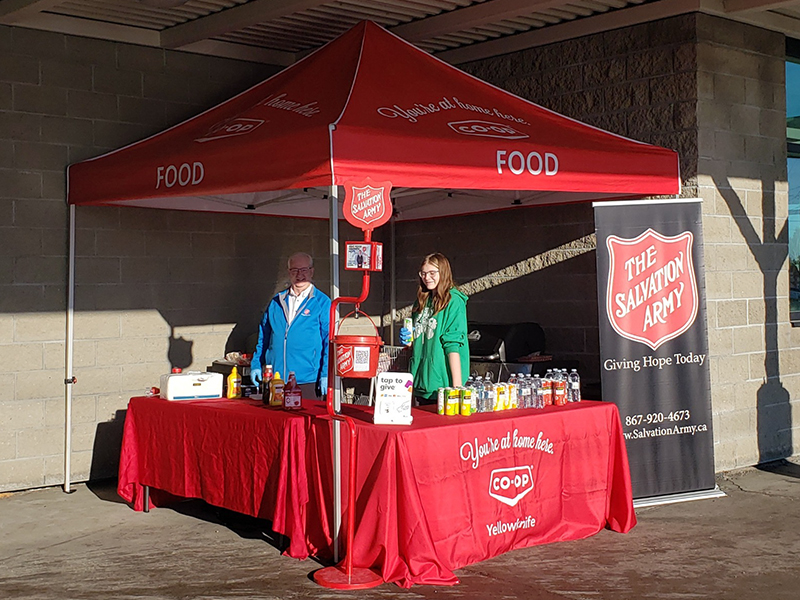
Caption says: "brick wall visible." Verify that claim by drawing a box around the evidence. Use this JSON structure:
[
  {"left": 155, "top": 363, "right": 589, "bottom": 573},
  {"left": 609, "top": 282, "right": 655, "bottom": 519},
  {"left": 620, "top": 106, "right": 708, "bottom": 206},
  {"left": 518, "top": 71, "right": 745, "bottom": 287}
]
[
  {"left": 695, "top": 14, "right": 799, "bottom": 469},
  {"left": 0, "top": 25, "right": 365, "bottom": 491}
]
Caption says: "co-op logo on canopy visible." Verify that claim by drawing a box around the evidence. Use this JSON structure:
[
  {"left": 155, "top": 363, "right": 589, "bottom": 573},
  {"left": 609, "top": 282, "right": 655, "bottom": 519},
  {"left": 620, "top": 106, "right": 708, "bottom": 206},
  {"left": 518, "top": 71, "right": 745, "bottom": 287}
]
[
  {"left": 448, "top": 120, "right": 559, "bottom": 177},
  {"left": 448, "top": 120, "right": 528, "bottom": 140},
  {"left": 195, "top": 118, "right": 265, "bottom": 143},
  {"left": 489, "top": 466, "right": 534, "bottom": 506}
]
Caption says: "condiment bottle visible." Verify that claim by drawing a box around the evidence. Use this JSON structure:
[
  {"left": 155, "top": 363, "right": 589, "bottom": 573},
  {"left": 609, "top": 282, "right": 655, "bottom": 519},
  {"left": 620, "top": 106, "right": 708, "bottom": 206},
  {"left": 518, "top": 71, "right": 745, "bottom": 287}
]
[
  {"left": 269, "top": 371, "right": 284, "bottom": 407},
  {"left": 283, "top": 371, "right": 302, "bottom": 410},
  {"left": 227, "top": 366, "right": 241, "bottom": 399}
]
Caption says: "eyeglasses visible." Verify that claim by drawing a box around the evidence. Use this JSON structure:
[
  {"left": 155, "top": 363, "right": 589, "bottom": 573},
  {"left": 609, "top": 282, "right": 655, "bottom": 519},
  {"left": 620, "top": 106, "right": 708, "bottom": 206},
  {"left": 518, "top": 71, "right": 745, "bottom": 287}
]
[
  {"left": 419, "top": 269, "right": 439, "bottom": 279},
  {"left": 289, "top": 267, "right": 312, "bottom": 275}
]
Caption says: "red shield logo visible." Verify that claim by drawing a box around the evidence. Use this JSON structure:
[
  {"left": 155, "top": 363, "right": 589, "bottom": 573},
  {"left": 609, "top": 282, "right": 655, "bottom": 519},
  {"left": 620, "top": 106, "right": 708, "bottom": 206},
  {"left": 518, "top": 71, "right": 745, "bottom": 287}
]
[
  {"left": 606, "top": 229, "right": 698, "bottom": 350},
  {"left": 336, "top": 345, "right": 353, "bottom": 376},
  {"left": 343, "top": 179, "right": 392, "bottom": 231}
]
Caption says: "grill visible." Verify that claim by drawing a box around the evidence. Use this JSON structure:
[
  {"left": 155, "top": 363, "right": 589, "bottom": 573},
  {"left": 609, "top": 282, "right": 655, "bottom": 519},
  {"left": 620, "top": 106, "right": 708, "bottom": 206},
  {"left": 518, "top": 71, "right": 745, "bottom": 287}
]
[
  {"left": 467, "top": 322, "right": 582, "bottom": 381},
  {"left": 468, "top": 322, "right": 546, "bottom": 363}
]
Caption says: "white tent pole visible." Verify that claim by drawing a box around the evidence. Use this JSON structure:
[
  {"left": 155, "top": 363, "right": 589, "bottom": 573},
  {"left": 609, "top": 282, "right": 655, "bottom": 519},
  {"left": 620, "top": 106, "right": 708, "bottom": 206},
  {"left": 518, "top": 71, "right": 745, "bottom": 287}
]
[
  {"left": 390, "top": 215, "right": 396, "bottom": 342},
  {"left": 329, "top": 182, "right": 342, "bottom": 564},
  {"left": 64, "top": 204, "right": 76, "bottom": 493}
]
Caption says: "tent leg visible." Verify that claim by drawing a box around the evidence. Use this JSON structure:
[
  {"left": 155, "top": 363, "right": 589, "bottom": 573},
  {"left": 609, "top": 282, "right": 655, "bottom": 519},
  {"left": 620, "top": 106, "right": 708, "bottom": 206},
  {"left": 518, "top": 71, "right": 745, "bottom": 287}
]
[
  {"left": 390, "top": 215, "right": 396, "bottom": 342},
  {"left": 329, "top": 183, "right": 342, "bottom": 564},
  {"left": 64, "top": 204, "right": 76, "bottom": 494}
]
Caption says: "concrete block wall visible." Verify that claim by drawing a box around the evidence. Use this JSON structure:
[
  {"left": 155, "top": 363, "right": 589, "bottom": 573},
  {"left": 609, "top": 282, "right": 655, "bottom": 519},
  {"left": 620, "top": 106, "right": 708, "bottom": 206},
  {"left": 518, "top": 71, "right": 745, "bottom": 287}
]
[
  {"left": 695, "top": 14, "right": 798, "bottom": 469},
  {"left": 456, "top": 13, "right": 799, "bottom": 470},
  {"left": 462, "top": 14, "right": 699, "bottom": 190},
  {"left": 392, "top": 204, "right": 599, "bottom": 381},
  {"left": 0, "top": 24, "right": 355, "bottom": 492},
  {"left": 429, "top": 16, "right": 700, "bottom": 386},
  {"left": 3, "top": 11, "right": 796, "bottom": 491}
]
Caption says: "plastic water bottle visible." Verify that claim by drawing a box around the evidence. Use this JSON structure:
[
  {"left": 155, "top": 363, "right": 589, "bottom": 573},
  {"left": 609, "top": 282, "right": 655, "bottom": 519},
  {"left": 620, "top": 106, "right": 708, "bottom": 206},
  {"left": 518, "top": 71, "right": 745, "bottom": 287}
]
[
  {"left": 532, "top": 373, "right": 544, "bottom": 409},
  {"left": 519, "top": 373, "right": 532, "bottom": 409},
  {"left": 568, "top": 369, "right": 582, "bottom": 402},
  {"left": 485, "top": 380, "right": 497, "bottom": 412},
  {"left": 473, "top": 376, "right": 485, "bottom": 412}
]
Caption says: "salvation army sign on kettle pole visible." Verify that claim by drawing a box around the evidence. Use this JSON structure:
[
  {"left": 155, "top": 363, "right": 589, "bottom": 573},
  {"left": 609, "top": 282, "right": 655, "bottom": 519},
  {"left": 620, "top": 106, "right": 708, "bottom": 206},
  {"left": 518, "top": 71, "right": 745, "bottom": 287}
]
[
  {"left": 343, "top": 179, "right": 393, "bottom": 232},
  {"left": 594, "top": 198, "right": 716, "bottom": 500}
]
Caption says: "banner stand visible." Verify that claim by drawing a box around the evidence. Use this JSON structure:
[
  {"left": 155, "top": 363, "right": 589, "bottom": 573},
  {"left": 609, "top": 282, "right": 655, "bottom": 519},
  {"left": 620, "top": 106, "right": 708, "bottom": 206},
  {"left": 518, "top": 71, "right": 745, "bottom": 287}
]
[
  {"left": 594, "top": 198, "right": 717, "bottom": 500},
  {"left": 633, "top": 486, "right": 726, "bottom": 509}
]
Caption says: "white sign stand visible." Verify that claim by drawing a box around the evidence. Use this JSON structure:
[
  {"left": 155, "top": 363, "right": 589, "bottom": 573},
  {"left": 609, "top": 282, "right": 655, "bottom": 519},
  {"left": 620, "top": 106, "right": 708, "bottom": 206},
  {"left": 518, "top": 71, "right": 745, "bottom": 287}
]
[{"left": 373, "top": 372, "right": 413, "bottom": 425}]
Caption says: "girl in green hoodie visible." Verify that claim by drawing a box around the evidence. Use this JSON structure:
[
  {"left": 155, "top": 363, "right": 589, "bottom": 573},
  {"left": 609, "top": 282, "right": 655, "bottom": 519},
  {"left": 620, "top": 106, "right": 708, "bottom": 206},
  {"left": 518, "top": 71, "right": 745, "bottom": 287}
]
[{"left": 402, "top": 253, "right": 470, "bottom": 405}]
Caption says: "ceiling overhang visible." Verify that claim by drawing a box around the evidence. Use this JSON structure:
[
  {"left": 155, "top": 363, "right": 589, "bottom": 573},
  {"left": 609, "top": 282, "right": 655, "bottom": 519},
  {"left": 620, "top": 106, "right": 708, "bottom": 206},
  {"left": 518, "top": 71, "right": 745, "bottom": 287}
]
[{"left": 1, "top": 0, "right": 799, "bottom": 66}]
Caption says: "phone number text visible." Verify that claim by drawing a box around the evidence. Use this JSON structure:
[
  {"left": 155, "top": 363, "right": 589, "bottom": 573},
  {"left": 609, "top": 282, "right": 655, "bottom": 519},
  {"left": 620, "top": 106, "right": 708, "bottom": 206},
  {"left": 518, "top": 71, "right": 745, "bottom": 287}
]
[{"left": 624, "top": 410, "right": 691, "bottom": 427}]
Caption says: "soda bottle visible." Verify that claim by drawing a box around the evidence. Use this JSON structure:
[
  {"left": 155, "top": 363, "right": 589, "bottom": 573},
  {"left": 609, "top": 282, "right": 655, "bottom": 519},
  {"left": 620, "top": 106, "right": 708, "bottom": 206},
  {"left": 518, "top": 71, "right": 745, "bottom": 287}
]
[
  {"left": 269, "top": 371, "right": 284, "bottom": 407},
  {"left": 543, "top": 369, "right": 554, "bottom": 406},
  {"left": 554, "top": 369, "right": 568, "bottom": 406},
  {"left": 284, "top": 371, "right": 302, "bottom": 410},
  {"left": 568, "top": 369, "right": 582, "bottom": 402},
  {"left": 260, "top": 364, "right": 274, "bottom": 405}
]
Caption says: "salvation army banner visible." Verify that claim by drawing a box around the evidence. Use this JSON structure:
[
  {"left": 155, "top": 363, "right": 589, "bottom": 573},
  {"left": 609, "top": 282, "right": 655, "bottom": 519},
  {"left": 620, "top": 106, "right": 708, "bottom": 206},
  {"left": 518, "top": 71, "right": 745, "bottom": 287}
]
[{"left": 594, "top": 199, "right": 715, "bottom": 499}]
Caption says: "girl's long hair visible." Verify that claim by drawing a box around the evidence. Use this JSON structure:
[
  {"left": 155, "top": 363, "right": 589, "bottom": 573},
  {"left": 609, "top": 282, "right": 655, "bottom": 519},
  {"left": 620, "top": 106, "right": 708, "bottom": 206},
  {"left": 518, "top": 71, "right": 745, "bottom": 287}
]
[{"left": 415, "top": 253, "right": 456, "bottom": 315}]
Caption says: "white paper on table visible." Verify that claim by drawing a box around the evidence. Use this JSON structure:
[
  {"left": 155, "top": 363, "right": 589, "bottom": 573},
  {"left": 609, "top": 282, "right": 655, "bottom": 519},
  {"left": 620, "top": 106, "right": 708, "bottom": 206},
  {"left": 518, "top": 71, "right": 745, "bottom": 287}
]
[{"left": 373, "top": 372, "right": 413, "bottom": 425}]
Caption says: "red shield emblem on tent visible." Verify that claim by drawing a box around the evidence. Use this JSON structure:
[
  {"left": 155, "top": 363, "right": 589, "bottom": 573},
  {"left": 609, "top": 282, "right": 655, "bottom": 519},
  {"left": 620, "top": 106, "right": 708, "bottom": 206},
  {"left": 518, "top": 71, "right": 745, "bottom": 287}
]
[
  {"left": 606, "top": 228, "right": 698, "bottom": 350},
  {"left": 343, "top": 179, "right": 392, "bottom": 231}
]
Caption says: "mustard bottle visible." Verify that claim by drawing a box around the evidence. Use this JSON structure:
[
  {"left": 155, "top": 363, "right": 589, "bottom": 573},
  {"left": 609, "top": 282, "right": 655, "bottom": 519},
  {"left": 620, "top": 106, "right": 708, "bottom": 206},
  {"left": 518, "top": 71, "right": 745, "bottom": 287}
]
[
  {"left": 269, "top": 371, "right": 284, "bottom": 407},
  {"left": 227, "top": 366, "right": 241, "bottom": 399}
]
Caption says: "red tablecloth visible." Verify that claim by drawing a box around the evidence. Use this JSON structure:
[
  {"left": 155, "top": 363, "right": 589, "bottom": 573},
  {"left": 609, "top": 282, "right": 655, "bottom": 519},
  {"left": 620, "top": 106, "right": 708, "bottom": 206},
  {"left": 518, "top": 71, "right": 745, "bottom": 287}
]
[
  {"left": 307, "top": 401, "right": 636, "bottom": 587},
  {"left": 118, "top": 397, "right": 635, "bottom": 587},
  {"left": 117, "top": 396, "right": 330, "bottom": 558}
]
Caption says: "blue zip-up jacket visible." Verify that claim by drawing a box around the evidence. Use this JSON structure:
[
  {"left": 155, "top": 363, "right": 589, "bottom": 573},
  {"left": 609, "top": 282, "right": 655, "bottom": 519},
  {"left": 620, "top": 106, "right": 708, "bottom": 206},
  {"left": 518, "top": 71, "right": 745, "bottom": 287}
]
[{"left": 252, "top": 285, "right": 331, "bottom": 388}]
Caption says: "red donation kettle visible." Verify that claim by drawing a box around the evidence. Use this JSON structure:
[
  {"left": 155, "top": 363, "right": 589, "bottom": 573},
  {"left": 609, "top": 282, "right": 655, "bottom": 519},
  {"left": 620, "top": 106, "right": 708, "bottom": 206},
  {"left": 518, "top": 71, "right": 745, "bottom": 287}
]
[{"left": 333, "top": 310, "right": 383, "bottom": 379}]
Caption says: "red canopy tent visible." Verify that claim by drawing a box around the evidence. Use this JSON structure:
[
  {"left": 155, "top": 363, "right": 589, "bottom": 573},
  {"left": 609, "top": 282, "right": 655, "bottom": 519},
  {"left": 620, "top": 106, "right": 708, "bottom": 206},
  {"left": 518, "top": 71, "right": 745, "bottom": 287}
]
[
  {"left": 67, "top": 20, "right": 679, "bottom": 218},
  {"left": 64, "top": 20, "right": 680, "bottom": 583}
]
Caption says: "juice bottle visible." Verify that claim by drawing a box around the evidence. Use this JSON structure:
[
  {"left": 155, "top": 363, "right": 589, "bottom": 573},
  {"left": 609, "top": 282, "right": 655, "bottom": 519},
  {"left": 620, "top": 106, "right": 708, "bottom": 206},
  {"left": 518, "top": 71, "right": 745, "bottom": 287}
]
[
  {"left": 269, "top": 371, "right": 284, "bottom": 407},
  {"left": 284, "top": 371, "right": 302, "bottom": 410},
  {"left": 495, "top": 382, "right": 507, "bottom": 411},
  {"left": 226, "top": 366, "right": 241, "bottom": 399}
]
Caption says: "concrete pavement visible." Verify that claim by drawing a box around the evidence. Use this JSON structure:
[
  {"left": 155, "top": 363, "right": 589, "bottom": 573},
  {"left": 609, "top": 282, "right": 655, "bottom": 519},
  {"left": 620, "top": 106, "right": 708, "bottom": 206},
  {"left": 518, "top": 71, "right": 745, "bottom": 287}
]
[{"left": 1, "top": 460, "right": 799, "bottom": 599}]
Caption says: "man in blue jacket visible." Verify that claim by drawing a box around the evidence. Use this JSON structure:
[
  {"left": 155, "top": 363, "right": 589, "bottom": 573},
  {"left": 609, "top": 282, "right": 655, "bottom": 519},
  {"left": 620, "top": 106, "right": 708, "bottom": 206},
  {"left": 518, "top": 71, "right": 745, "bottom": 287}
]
[{"left": 251, "top": 252, "right": 331, "bottom": 399}]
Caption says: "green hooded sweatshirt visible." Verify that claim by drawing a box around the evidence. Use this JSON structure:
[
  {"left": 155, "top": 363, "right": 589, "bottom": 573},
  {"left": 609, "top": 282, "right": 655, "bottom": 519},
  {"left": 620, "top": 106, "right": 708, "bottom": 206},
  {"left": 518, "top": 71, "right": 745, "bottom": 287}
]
[{"left": 409, "top": 288, "right": 470, "bottom": 400}]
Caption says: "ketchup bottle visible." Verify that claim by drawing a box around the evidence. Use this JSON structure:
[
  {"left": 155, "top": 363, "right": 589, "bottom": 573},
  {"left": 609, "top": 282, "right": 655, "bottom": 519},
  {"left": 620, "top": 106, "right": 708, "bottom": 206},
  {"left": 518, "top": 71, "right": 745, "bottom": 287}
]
[{"left": 283, "top": 371, "right": 302, "bottom": 410}]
